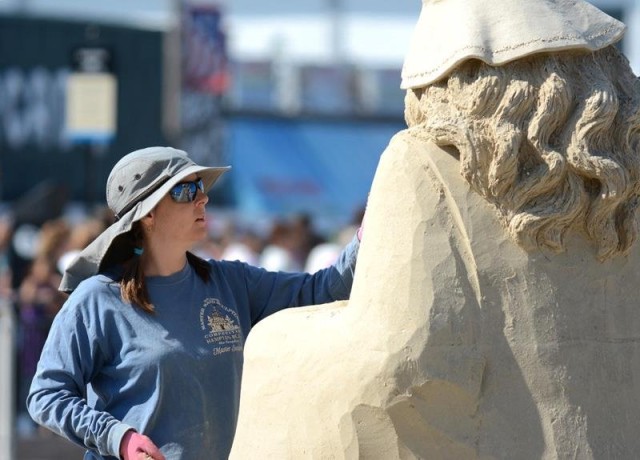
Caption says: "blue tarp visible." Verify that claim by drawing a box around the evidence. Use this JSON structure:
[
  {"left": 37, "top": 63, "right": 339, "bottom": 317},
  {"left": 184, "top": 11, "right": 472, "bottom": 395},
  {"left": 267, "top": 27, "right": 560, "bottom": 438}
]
[{"left": 226, "top": 116, "right": 404, "bottom": 227}]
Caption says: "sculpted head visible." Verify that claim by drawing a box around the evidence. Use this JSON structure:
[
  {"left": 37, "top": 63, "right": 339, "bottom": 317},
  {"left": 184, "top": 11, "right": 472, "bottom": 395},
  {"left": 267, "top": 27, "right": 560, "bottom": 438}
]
[{"left": 401, "top": 1, "right": 640, "bottom": 260}]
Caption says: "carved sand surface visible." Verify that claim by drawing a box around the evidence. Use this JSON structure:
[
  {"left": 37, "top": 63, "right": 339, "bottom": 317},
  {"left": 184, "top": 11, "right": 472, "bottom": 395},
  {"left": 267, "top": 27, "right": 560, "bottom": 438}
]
[
  {"left": 231, "top": 0, "right": 640, "bottom": 455},
  {"left": 230, "top": 131, "right": 640, "bottom": 459}
]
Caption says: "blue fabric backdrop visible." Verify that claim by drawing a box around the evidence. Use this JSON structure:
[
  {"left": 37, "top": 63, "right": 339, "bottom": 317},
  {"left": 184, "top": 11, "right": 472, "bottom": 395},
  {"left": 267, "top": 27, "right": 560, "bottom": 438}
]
[{"left": 226, "top": 116, "right": 404, "bottom": 227}]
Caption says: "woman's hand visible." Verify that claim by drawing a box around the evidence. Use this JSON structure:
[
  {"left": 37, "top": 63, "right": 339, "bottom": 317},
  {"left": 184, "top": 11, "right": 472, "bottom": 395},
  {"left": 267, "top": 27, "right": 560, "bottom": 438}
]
[{"left": 120, "top": 430, "right": 166, "bottom": 460}]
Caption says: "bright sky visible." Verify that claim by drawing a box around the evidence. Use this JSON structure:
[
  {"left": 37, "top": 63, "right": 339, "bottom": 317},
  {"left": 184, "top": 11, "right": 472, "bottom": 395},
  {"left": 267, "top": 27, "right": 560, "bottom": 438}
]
[
  {"left": 0, "top": 0, "right": 419, "bottom": 66},
  {"left": 0, "top": 0, "right": 637, "bottom": 71}
]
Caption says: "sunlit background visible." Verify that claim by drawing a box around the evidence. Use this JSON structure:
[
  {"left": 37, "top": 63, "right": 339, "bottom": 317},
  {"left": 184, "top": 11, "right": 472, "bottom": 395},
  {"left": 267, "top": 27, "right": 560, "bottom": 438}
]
[
  {"left": 0, "top": 0, "right": 637, "bottom": 232},
  {"left": 0, "top": 0, "right": 423, "bottom": 234}
]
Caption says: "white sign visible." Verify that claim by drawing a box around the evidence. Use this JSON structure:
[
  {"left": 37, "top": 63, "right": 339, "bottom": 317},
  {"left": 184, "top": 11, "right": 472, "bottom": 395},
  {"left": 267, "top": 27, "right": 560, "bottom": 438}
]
[{"left": 65, "top": 72, "right": 117, "bottom": 144}]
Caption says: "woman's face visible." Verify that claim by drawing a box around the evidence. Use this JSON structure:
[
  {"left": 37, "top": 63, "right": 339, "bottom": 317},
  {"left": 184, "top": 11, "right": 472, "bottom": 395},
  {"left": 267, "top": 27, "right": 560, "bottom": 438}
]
[{"left": 143, "top": 173, "right": 210, "bottom": 250}]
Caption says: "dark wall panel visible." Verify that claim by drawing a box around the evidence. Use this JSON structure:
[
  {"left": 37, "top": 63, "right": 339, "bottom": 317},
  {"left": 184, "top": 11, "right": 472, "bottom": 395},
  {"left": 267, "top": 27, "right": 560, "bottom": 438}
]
[{"left": 0, "top": 15, "right": 170, "bottom": 204}]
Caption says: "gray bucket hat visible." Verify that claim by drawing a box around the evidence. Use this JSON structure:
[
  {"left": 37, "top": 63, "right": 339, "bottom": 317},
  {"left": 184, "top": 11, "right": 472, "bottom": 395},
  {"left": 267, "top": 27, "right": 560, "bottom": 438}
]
[{"left": 60, "top": 146, "right": 230, "bottom": 292}]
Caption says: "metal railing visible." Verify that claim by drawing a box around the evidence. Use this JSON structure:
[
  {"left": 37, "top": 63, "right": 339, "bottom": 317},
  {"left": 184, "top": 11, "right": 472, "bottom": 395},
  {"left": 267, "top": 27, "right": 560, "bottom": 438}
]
[{"left": 0, "top": 295, "right": 16, "bottom": 460}]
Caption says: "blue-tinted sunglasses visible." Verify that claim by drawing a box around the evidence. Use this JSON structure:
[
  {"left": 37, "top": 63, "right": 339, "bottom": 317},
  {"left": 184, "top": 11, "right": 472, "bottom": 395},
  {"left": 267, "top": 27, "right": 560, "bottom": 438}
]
[{"left": 169, "top": 178, "right": 205, "bottom": 203}]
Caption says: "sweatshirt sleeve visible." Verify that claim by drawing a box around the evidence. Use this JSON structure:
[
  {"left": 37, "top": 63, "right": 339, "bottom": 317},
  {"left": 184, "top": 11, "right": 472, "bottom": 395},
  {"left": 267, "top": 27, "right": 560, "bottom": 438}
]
[
  {"left": 26, "top": 297, "right": 134, "bottom": 458},
  {"left": 242, "top": 232, "right": 360, "bottom": 324}
]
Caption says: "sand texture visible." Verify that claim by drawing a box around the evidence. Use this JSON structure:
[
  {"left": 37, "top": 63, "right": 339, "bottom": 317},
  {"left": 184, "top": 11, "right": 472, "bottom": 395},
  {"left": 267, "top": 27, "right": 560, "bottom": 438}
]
[{"left": 230, "top": 132, "right": 640, "bottom": 459}]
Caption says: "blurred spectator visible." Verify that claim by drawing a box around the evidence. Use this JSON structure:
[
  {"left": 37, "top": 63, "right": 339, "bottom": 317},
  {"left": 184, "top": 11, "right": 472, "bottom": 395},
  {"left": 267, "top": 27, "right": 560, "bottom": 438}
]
[
  {"left": 8, "top": 223, "right": 37, "bottom": 292},
  {"left": 305, "top": 205, "right": 365, "bottom": 273},
  {"left": 95, "top": 204, "right": 117, "bottom": 229},
  {"left": 36, "top": 218, "right": 71, "bottom": 270},
  {"left": 193, "top": 234, "right": 226, "bottom": 261},
  {"left": 304, "top": 241, "right": 341, "bottom": 273},
  {"left": 16, "top": 219, "right": 69, "bottom": 436},
  {"left": 0, "top": 216, "right": 13, "bottom": 299},
  {"left": 16, "top": 254, "right": 66, "bottom": 436},
  {"left": 259, "top": 220, "right": 303, "bottom": 272},
  {"left": 221, "top": 228, "right": 264, "bottom": 265},
  {"left": 290, "top": 213, "right": 326, "bottom": 264},
  {"left": 57, "top": 217, "right": 107, "bottom": 273}
]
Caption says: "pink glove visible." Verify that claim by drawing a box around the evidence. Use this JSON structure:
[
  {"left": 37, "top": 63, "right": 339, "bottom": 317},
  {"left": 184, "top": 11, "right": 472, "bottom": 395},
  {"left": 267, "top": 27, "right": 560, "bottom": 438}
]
[
  {"left": 120, "top": 430, "right": 166, "bottom": 460},
  {"left": 356, "top": 199, "right": 367, "bottom": 242}
]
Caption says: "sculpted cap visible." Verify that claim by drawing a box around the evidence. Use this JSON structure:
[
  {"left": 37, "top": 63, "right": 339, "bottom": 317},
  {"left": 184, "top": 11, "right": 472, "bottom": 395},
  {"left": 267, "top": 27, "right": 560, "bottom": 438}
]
[{"left": 401, "top": 0, "right": 625, "bottom": 89}]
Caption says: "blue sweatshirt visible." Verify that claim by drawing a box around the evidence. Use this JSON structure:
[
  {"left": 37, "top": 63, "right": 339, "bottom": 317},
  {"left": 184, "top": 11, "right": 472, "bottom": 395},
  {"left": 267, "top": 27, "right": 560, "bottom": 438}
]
[{"left": 27, "top": 236, "right": 359, "bottom": 459}]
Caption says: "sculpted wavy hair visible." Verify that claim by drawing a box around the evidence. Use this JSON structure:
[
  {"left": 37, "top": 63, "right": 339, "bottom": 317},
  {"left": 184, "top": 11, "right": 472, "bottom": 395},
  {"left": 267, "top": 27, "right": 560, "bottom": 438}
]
[{"left": 405, "top": 46, "right": 640, "bottom": 260}]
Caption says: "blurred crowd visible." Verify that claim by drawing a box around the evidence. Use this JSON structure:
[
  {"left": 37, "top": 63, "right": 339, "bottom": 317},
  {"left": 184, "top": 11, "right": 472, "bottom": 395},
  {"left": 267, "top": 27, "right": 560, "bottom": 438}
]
[{"left": 0, "top": 203, "right": 363, "bottom": 438}]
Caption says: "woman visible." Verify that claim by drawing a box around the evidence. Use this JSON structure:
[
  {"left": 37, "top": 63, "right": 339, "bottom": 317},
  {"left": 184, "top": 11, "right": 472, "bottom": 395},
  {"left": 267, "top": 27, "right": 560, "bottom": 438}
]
[{"left": 27, "top": 146, "right": 360, "bottom": 460}]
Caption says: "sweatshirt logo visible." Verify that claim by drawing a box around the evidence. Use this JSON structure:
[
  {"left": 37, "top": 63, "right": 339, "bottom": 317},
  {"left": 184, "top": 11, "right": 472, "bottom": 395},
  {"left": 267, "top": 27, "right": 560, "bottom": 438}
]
[
  {"left": 207, "top": 311, "right": 238, "bottom": 333},
  {"left": 199, "top": 298, "right": 243, "bottom": 355}
]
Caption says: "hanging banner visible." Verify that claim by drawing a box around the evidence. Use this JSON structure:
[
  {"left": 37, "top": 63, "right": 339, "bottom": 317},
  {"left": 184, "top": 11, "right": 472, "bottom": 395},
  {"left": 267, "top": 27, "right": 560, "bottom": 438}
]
[{"left": 182, "top": 3, "right": 229, "bottom": 94}]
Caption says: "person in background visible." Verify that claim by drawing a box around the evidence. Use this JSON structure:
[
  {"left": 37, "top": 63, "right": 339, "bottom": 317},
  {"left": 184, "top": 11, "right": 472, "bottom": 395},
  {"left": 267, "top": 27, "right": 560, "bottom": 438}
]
[
  {"left": 259, "top": 219, "right": 303, "bottom": 271},
  {"left": 27, "top": 146, "right": 361, "bottom": 460},
  {"left": 0, "top": 216, "right": 13, "bottom": 299},
  {"left": 305, "top": 205, "right": 365, "bottom": 273},
  {"left": 290, "top": 213, "right": 326, "bottom": 264},
  {"left": 220, "top": 227, "right": 264, "bottom": 266},
  {"left": 56, "top": 216, "right": 107, "bottom": 273},
  {"left": 36, "top": 218, "right": 71, "bottom": 268},
  {"left": 16, "top": 218, "right": 69, "bottom": 435}
]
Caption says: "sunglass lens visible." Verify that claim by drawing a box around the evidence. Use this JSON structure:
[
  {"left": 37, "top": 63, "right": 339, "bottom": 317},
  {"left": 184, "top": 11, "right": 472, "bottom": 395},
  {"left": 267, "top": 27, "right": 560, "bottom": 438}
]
[{"left": 170, "top": 179, "right": 205, "bottom": 203}]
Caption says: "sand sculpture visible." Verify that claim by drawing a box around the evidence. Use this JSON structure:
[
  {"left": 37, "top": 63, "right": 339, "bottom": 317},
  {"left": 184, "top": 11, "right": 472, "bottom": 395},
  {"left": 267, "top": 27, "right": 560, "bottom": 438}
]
[{"left": 230, "top": 1, "right": 640, "bottom": 458}]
